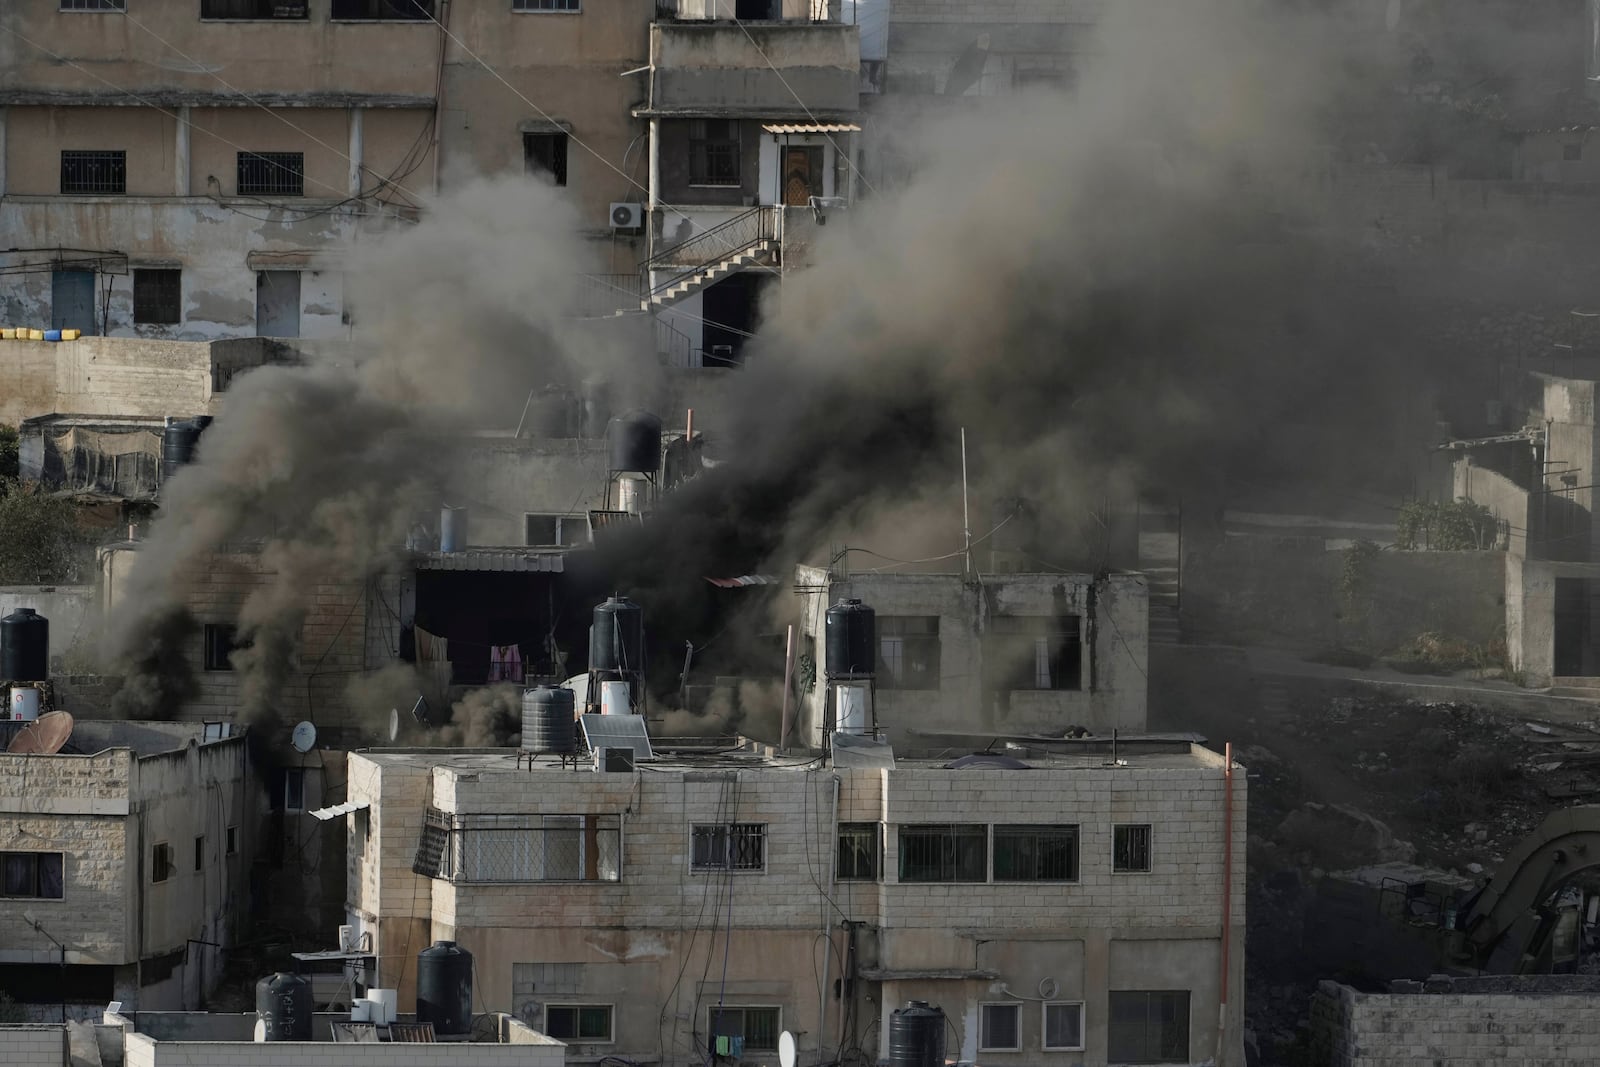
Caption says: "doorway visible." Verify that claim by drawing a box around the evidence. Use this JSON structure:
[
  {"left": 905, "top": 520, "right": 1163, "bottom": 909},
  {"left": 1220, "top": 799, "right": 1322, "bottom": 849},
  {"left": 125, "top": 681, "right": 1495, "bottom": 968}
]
[
  {"left": 256, "top": 270, "right": 301, "bottom": 337},
  {"left": 1554, "top": 577, "right": 1600, "bottom": 676},
  {"left": 51, "top": 270, "right": 99, "bottom": 334},
  {"left": 781, "top": 146, "right": 824, "bottom": 207}
]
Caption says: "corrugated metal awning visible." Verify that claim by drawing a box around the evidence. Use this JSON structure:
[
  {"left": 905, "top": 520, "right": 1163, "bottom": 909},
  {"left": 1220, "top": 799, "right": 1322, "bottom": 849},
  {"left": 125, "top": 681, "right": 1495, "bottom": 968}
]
[
  {"left": 704, "top": 575, "right": 781, "bottom": 588},
  {"left": 762, "top": 123, "right": 862, "bottom": 134},
  {"left": 308, "top": 799, "right": 369, "bottom": 821},
  {"left": 415, "top": 550, "right": 566, "bottom": 573}
]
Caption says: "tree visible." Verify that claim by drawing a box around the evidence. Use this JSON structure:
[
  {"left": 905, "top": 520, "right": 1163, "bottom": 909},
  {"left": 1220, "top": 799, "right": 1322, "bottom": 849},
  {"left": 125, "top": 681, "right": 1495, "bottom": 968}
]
[
  {"left": 0, "top": 424, "right": 17, "bottom": 479},
  {"left": 0, "top": 479, "right": 88, "bottom": 583}
]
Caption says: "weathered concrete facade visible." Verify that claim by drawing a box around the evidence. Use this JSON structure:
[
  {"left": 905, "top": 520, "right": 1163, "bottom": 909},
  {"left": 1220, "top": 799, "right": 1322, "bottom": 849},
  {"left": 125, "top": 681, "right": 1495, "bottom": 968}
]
[
  {"left": 0, "top": 723, "right": 252, "bottom": 1017},
  {"left": 794, "top": 567, "right": 1147, "bottom": 748},
  {"left": 347, "top": 741, "right": 1245, "bottom": 1067},
  {"left": 0, "top": 1, "right": 655, "bottom": 339}
]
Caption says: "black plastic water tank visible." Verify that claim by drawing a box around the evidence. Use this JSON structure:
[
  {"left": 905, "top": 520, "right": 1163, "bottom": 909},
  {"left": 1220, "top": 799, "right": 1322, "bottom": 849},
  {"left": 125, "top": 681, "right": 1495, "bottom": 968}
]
[
  {"left": 888, "top": 1002, "right": 945, "bottom": 1067},
  {"left": 416, "top": 940, "right": 474, "bottom": 1037},
  {"left": 0, "top": 608, "right": 48, "bottom": 683},
  {"left": 825, "top": 599, "right": 876, "bottom": 679},
  {"left": 255, "top": 972, "right": 313, "bottom": 1041},
  {"left": 590, "top": 596, "right": 644, "bottom": 674},
  {"left": 521, "top": 686, "right": 577, "bottom": 753},
  {"left": 161, "top": 418, "right": 205, "bottom": 482},
  {"left": 608, "top": 411, "right": 662, "bottom": 473}
]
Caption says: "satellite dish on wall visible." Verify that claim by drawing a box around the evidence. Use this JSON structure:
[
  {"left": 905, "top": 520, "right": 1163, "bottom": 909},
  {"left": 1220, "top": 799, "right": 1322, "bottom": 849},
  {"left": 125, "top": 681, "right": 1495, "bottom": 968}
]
[
  {"left": 7, "top": 711, "right": 74, "bottom": 755},
  {"left": 388, "top": 708, "right": 400, "bottom": 743},
  {"left": 291, "top": 721, "right": 317, "bottom": 753},
  {"left": 779, "top": 1031, "right": 797, "bottom": 1067},
  {"left": 253, "top": 1017, "right": 267, "bottom": 1043}
]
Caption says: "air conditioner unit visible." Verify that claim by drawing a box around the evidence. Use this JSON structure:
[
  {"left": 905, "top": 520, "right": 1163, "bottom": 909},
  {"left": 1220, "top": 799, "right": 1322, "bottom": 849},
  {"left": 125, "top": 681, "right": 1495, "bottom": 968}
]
[
  {"left": 610, "top": 203, "right": 643, "bottom": 230},
  {"left": 597, "top": 747, "right": 636, "bottom": 773}
]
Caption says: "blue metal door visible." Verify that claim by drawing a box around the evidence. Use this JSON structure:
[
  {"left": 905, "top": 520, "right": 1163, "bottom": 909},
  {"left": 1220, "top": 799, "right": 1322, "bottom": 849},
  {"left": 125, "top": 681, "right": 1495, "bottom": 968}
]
[{"left": 51, "top": 270, "right": 98, "bottom": 334}]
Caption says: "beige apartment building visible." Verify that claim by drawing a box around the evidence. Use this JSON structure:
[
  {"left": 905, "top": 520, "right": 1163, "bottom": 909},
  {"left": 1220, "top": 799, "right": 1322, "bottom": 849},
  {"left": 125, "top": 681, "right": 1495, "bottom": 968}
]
[
  {"left": 0, "top": 0, "right": 655, "bottom": 340},
  {"left": 343, "top": 737, "right": 1246, "bottom": 1067}
]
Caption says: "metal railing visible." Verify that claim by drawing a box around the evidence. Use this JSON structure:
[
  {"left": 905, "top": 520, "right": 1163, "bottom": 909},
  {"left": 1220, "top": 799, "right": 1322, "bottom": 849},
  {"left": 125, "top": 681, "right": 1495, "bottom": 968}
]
[
  {"left": 655, "top": 316, "right": 700, "bottom": 367},
  {"left": 415, "top": 812, "right": 622, "bottom": 883},
  {"left": 576, "top": 273, "right": 644, "bottom": 317},
  {"left": 644, "top": 206, "right": 778, "bottom": 298}
]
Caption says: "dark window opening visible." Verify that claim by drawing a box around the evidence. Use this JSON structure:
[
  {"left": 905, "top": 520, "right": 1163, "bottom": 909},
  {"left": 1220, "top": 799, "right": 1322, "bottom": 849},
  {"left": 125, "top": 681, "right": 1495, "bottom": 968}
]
[
  {"left": 525, "top": 514, "right": 582, "bottom": 547},
  {"left": 1, "top": 852, "right": 64, "bottom": 899},
  {"left": 1565, "top": 142, "right": 1584, "bottom": 161},
  {"left": 734, "top": 0, "right": 778, "bottom": 17},
  {"left": 0, "top": 964, "right": 115, "bottom": 1004},
  {"left": 194, "top": 836, "right": 205, "bottom": 872},
  {"left": 284, "top": 768, "right": 306, "bottom": 812},
  {"left": 1108, "top": 991, "right": 1190, "bottom": 1064},
  {"left": 836, "top": 822, "right": 880, "bottom": 881},
  {"left": 134, "top": 269, "right": 182, "bottom": 325},
  {"left": 226, "top": 827, "right": 238, "bottom": 855},
  {"left": 877, "top": 616, "right": 940, "bottom": 690},
  {"left": 1044, "top": 1002, "right": 1085, "bottom": 1050},
  {"left": 690, "top": 119, "right": 741, "bottom": 186},
  {"left": 545, "top": 1005, "right": 612, "bottom": 1041},
  {"left": 898, "top": 824, "right": 986, "bottom": 883},
  {"left": 709, "top": 1006, "right": 780, "bottom": 1051},
  {"left": 524, "top": 133, "right": 569, "bottom": 186},
  {"left": 152, "top": 842, "right": 174, "bottom": 884},
  {"left": 1114, "top": 824, "right": 1152, "bottom": 873},
  {"left": 986, "top": 615, "right": 1082, "bottom": 691},
  {"left": 515, "top": 0, "right": 580, "bottom": 10},
  {"left": 979, "top": 1003, "right": 1020, "bottom": 1051},
  {"left": 204, "top": 624, "right": 245, "bottom": 671},
  {"left": 201, "top": 0, "right": 309, "bottom": 17},
  {"left": 691, "top": 823, "right": 765, "bottom": 871},
  {"left": 236, "top": 151, "right": 305, "bottom": 196},
  {"left": 60, "top": 150, "right": 126, "bottom": 194},
  {"left": 992, "top": 824, "right": 1078, "bottom": 882},
  {"left": 61, "top": 0, "right": 125, "bottom": 10},
  {"left": 331, "top": 0, "right": 435, "bottom": 18}
]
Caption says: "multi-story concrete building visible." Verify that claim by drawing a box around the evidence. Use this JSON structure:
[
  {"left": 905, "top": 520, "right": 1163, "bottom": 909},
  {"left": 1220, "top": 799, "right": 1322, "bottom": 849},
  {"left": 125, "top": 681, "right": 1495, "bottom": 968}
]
[
  {"left": 342, "top": 735, "right": 1245, "bottom": 1067},
  {"left": 793, "top": 566, "right": 1148, "bottom": 749},
  {"left": 0, "top": 720, "right": 253, "bottom": 1017},
  {"left": 0, "top": 1, "right": 655, "bottom": 339}
]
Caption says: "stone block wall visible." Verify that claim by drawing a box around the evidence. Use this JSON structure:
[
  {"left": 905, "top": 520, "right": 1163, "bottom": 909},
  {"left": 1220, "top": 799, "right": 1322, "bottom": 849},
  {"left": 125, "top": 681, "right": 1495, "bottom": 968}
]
[{"left": 0, "top": 1026, "right": 66, "bottom": 1067}]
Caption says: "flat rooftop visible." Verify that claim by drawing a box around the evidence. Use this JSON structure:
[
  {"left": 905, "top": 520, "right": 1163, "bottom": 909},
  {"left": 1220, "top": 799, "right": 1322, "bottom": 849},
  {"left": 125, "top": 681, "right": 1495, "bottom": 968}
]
[{"left": 0, "top": 719, "right": 234, "bottom": 758}]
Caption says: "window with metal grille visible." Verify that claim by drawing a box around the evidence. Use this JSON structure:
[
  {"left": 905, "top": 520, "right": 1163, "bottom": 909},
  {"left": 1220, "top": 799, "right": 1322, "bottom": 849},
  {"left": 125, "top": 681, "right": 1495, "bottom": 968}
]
[
  {"left": 993, "top": 824, "right": 1077, "bottom": 882},
  {"left": 979, "top": 1003, "right": 1020, "bottom": 1051},
  {"left": 61, "top": 0, "right": 125, "bottom": 9},
  {"left": 708, "top": 1006, "right": 780, "bottom": 1051},
  {"left": 203, "top": 624, "right": 243, "bottom": 671},
  {"left": 133, "top": 269, "right": 181, "bottom": 325},
  {"left": 986, "top": 615, "right": 1082, "bottom": 691},
  {"left": 544, "top": 1005, "right": 613, "bottom": 1042},
  {"left": 1043, "top": 1002, "right": 1086, "bottom": 1051},
  {"left": 836, "top": 822, "right": 880, "bottom": 881},
  {"left": 442, "top": 814, "right": 621, "bottom": 882},
  {"left": 202, "top": 0, "right": 309, "bottom": 17},
  {"left": 60, "top": 151, "right": 126, "bottom": 194},
  {"left": 413, "top": 809, "right": 450, "bottom": 877},
  {"left": 689, "top": 119, "right": 741, "bottom": 186},
  {"left": 1114, "top": 824, "right": 1152, "bottom": 873},
  {"left": 514, "top": 0, "right": 580, "bottom": 10},
  {"left": 690, "top": 823, "right": 766, "bottom": 872},
  {"left": 877, "top": 616, "right": 940, "bottom": 690},
  {"left": 331, "top": 0, "right": 434, "bottom": 18},
  {"left": 1, "top": 852, "right": 65, "bottom": 899},
  {"left": 236, "top": 152, "right": 305, "bottom": 196},
  {"left": 151, "top": 842, "right": 174, "bottom": 884},
  {"left": 1108, "top": 991, "right": 1189, "bottom": 1064},
  {"left": 523, "top": 133, "right": 570, "bottom": 186},
  {"left": 897, "top": 824, "right": 986, "bottom": 883}
]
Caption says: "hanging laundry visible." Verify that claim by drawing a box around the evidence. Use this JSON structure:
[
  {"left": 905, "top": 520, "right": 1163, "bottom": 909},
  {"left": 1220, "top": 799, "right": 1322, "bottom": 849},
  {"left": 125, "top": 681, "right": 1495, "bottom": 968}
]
[
  {"left": 715, "top": 1035, "right": 732, "bottom": 1057},
  {"left": 414, "top": 625, "right": 448, "bottom": 664},
  {"left": 730, "top": 1035, "right": 745, "bottom": 1057}
]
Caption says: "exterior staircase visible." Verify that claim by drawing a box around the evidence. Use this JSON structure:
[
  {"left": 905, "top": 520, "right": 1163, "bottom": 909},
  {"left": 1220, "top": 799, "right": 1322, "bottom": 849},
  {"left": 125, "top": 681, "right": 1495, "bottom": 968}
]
[{"left": 639, "top": 205, "right": 779, "bottom": 311}]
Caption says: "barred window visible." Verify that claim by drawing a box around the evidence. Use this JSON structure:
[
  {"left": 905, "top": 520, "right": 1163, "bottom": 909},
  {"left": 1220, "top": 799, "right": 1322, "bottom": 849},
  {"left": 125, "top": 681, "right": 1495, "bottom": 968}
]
[
  {"left": 444, "top": 814, "right": 621, "bottom": 882},
  {"left": 514, "top": 0, "right": 580, "bottom": 10},
  {"left": 61, "top": 151, "right": 126, "bottom": 194},
  {"left": 898, "top": 824, "right": 986, "bottom": 883},
  {"left": 836, "top": 822, "right": 880, "bottom": 881},
  {"left": 691, "top": 823, "right": 765, "bottom": 872},
  {"left": 1114, "top": 824, "right": 1152, "bottom": 873},
  {"left": 61, "top": 0, "right": 125, "bottom": 9},
  {"left": 545, "top": 1004, "right": 612, "bottom": 1042},
  {"left": 689, "top": 120, "right": 740, "bottom": 186},
  {"left": 202, "top": 0, "right": 309, "bottom": 16},
  {"left": 134, "top": 269, "right": 181, "bottom": 325},
  {"left": 331, "top": 0, "right": 434, "bottom": 18},
  {"left": 993, "top": 824, "right": 1077, "bottom": 882},
  {"left": 413, "top": 809, "right": 450, "bottom": 877},
  {"left": 708, "top": 1006, "right": 780, "bottom": 1051},
  {"left": 236, "top": 152, "right": 305, "bottom": 196}
]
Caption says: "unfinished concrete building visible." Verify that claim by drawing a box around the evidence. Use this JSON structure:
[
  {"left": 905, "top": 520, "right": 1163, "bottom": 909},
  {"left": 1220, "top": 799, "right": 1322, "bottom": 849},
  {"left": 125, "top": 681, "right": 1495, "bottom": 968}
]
[
  {"left": 0, "top": 720, "right": 253, "bottom": 1018},
  {"left": 342, "top": 736, "right": 1244, "bottom": 1067}
]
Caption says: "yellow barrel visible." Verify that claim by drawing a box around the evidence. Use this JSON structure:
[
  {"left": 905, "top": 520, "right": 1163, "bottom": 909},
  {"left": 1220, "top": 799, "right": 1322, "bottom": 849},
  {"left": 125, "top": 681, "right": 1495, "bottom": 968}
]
[
  {"left": 61, "top": 329, "right": 81, "bottom": 340},
  {"left": 28, "top": 329, "right": 44, "bottom": 341}
]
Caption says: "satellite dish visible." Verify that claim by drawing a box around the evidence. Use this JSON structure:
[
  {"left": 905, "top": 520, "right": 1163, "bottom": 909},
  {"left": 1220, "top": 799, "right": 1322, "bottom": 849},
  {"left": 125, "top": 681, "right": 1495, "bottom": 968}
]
[
  {"left": 253, "top": 1018, "right": 267, "bottom": 1043},
  {"left": 411, "top": 695, "right": 429, "bottom": 726},
  {"left": 7, "top": 711, "right": 75, "bottom": 755},
  {"left": 779, "top": 1031, "right": 797, "bottom": 1067},
  {"left": 291, "top": 721, "right": 317, "bottom": 753},
  {"left": 388, "top": 708, "right": 400, "bottom": 743}
]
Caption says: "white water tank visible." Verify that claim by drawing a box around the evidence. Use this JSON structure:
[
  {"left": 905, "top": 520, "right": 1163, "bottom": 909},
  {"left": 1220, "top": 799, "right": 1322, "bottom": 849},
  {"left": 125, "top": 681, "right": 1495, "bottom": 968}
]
[
  {"left": 617, "top": 474, "right": 645, "bottom": 516},
  {"left": 835, "top": 683, "right": 869, "bottom": 735},
  {"left": 600, "top": 680, "right": 631, "bottom": 716},
  {"left": 9, "top": 686, "right": 41, "bottom": 722},
  {"left": 368, "top": 989, "right": 397, "bottom": 1025}
]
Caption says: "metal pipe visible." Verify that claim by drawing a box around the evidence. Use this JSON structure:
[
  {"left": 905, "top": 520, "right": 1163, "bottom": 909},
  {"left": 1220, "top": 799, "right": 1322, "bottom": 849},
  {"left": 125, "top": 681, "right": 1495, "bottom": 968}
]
[
  {"left": 1216, "top": 741, "right": 1234, "bottom": 1064},
  {"left": 779, "top": 624, "right": 796, "bottom": 749},
  {"left": 961, "top": 427, "right": 971, "bottom": 575}
]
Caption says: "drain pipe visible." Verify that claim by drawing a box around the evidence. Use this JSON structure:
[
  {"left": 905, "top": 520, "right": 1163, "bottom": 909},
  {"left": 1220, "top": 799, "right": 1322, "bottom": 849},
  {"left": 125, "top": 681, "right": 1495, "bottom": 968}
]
[{"left": 1216, "top": 742, "right": 1234, "bottom": 1064}]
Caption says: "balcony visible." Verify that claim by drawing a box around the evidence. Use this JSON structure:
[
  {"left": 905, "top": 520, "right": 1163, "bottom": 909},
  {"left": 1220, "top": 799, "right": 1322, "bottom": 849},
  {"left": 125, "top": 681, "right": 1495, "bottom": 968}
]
[{"left": 648, "top": 15, "right": 859, "bottom": 116}]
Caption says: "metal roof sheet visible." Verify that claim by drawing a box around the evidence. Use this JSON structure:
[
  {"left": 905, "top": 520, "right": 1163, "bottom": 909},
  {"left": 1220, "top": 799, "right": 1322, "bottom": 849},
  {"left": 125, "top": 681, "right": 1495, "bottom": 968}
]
[
  {"left": 762, "top": 122, "right": 861, "bottom": 134},
  {"left": 415, "top": 550, "right": 566, "bottom": 573},
  {"left": 308, "top": 799, "right": 369, "bottom": 821}
]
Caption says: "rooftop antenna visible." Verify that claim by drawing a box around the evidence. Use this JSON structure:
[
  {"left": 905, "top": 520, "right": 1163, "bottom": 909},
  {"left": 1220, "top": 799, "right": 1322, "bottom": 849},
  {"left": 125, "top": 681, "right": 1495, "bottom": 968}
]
[{"left": 961, "top": 426, "right": 972, "bottom": 576}]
